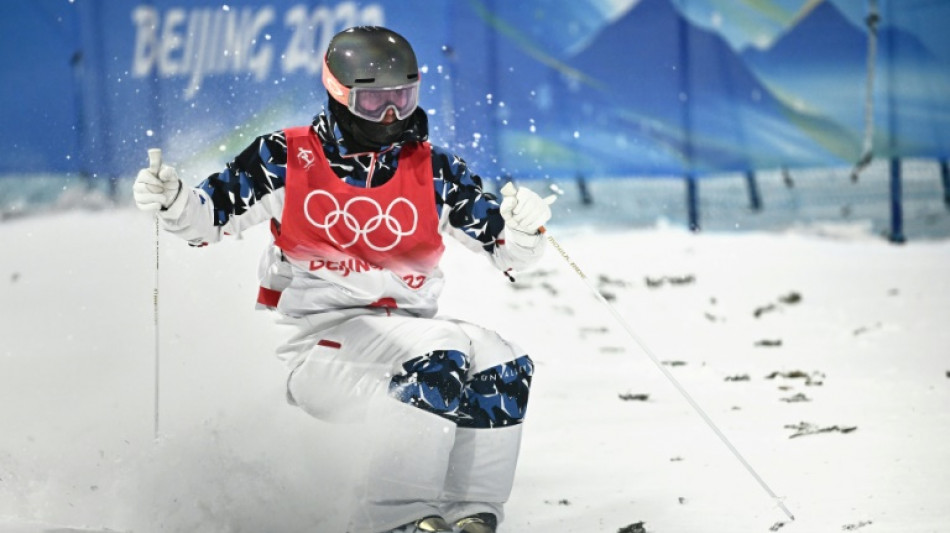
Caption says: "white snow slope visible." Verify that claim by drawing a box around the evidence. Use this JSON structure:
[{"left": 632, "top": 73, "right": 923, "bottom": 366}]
[{"left": 1, "top": 173, "right": 949, "bottom": 533}]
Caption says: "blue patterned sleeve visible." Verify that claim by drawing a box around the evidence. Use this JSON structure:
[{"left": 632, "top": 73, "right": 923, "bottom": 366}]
[
  {"left": 430, "top": 145, "right": 505, "bottom": 253},
  {"left": 196, "top": 131, "right": 288, "bottom": 226}
]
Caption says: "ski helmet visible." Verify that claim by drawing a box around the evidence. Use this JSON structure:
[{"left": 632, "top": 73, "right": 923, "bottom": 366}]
[{"left": 322, "top": 26, "right": 421, "bottom": 122}]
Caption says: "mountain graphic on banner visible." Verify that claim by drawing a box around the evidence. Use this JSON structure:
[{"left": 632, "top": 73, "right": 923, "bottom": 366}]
[
  {"left": 743, "top": 1, "right": 938, "bottom": 74},
  {"left": 526, "top": 0, "right": 856, "bottom": 173},
  {"left": 739, "top": 0, "right": 950, "bottom": 156},
  {"left": 568, "top": 0, "right": 779, "bottom": 117},
  {"left": 741, "top": 1, "right": 867, "bottom": 73}
]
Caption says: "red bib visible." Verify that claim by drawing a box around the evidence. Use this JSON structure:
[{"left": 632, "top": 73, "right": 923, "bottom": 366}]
[{"left": 276, "top": 126, "right": 445, "bottom": 281}]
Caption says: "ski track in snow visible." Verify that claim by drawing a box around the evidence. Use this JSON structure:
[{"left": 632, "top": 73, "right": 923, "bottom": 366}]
[{"left": 1, "top": 207, "right": 949, "bottom": 532}]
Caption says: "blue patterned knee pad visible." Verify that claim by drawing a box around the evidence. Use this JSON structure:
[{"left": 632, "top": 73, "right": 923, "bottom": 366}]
[
  {"left": 458, "top": 355, "right": 534, "bottom": 429},
  {"left": 389, "top": 349, "right": 469, "bottom": 421}
]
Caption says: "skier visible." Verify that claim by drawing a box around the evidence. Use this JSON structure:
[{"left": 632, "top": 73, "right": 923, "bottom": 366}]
[{"left": 133, "top": 26, "right": 553, "bottom": 533}]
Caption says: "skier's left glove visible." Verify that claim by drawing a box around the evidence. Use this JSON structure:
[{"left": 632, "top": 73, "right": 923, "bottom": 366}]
[{"left": 500, "top": 182, "right": 556, "bottom": 247}]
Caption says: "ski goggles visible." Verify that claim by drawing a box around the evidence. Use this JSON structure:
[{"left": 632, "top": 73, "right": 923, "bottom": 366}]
[
  {"left": 348, "top": 82, "right": 420, "bottom": 122},
  {"left": 323, "top": 57, "right": 420, "bottom": 122}
]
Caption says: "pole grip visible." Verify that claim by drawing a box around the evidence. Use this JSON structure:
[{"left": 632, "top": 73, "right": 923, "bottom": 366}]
[{"left": 148, "top": 148, "right": 162, "bottom": 175}]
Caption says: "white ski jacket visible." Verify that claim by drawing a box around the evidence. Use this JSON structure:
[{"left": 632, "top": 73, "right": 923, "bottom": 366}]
[{"left": 158, "top": 110, "right": 545, "bottom": 319}]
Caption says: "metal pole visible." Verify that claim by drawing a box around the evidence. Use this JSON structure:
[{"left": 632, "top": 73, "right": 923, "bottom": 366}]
[
  {"left": 888, "top": 157, "right": 906, "bottom": 244},
  {"left": 940, "top": 158, "right": 950, "bottom": 209},
  {"left": 745, "top": 170, "right": 763, "bottom": 211},
  {"left": 148, "top": 148, "right": 163, "bottom": 440},
  {"left": 686, "top": 174, "right": 700, "bottom": 232},
  {"left": 153, "top": 216, "right": 161, "bottom": 439}
]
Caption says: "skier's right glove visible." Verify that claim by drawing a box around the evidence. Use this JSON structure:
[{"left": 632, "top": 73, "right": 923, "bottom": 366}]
[{"left": 133, "top": 159, "right": 186, "bottom": 218}]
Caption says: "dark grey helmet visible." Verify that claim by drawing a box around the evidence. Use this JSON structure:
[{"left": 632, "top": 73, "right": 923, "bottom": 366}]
[{"left": 323, "top": 26, "right": 419, "bottom": 91}]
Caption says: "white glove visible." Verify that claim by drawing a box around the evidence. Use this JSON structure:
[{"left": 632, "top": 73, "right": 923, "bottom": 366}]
[
  {"left": 133, "top": 148, "right": 184, "bottom": 216},
  {"left": 500, "top": 182, "right": 556, "bottom": 247}
]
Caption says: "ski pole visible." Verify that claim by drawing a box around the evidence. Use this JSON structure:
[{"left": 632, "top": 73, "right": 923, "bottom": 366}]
[
  {"left": 148, "top": 148, "right": 162, "bottom": 440},
  {"left": 501, "top": 183, "right": 795, "bottom": 521}
]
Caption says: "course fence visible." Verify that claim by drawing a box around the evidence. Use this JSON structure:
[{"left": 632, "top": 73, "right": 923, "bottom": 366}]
[{"left": 1, "top": 0, "right": 948, "bottom": 238}]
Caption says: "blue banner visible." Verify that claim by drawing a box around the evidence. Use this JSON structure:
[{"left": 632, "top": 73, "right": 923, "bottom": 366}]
[{"left": 1, "top": 0, "right": 948, "bottom": 180}]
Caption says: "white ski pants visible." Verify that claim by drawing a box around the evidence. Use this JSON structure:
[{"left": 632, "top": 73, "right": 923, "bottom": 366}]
[{"left": 278, "top": 308, "right": 534, "bottom": 533}]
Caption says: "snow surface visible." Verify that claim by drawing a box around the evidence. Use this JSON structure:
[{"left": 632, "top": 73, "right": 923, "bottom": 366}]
[{"left": 1, "top": 171, "right": 950, "bottom": 533}]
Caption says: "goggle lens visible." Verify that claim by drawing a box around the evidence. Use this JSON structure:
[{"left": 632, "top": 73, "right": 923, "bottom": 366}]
[{"left": 349, "top": 83, "right": 419, "bottom": 122}]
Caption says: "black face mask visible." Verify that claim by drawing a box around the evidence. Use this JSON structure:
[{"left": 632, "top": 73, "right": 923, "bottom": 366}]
[{"left": 327, "top": 97, "right": 412, "bottom": 152}]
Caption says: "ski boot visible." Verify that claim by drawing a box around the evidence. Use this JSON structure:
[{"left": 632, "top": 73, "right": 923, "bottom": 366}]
[
  {"left": 387, "top": 515, "right": 453, "bottom": 533},
  {"left": 454, "top": 513, "right": 497, "bottom": 533}
]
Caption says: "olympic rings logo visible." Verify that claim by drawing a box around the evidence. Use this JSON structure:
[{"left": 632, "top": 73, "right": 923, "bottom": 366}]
[{"left": 303, "top": 189, "right": 418, "bottom": 252}]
